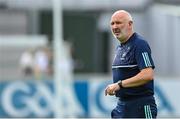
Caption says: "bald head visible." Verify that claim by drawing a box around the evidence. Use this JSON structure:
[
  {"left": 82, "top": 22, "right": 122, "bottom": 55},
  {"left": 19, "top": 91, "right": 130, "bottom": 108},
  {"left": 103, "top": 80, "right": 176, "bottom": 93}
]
[{"left": 111, "top": 10, "right": 133, "bottom": 22}]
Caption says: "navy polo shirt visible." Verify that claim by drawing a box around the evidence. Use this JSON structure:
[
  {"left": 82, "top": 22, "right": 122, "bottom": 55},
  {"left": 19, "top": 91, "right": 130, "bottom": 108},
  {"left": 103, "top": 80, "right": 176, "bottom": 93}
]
[{"left": 112, "top": 32, "right": 155, "bottom": 100}]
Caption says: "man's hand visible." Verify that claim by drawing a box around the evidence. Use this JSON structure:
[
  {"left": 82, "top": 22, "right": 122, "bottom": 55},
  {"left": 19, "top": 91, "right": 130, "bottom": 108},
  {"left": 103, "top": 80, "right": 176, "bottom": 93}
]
[{"left": 105, "top": 83, "right": 120, "bottom": 96}]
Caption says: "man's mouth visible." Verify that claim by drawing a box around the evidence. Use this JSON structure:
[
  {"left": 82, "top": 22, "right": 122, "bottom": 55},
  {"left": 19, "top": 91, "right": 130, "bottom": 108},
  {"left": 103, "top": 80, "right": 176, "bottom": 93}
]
[
  {"left": 113, "top": 29, "right": 121, "bottom": 35},
  {"left": 114, "top": 32, "right": 120, "bottom": 36}
]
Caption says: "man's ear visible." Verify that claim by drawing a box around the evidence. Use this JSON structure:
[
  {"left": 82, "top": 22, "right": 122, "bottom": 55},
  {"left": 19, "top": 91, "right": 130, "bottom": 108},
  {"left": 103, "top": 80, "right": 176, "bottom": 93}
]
[{"left": 129, "top": 20, "right": 133, "bottom": 26}]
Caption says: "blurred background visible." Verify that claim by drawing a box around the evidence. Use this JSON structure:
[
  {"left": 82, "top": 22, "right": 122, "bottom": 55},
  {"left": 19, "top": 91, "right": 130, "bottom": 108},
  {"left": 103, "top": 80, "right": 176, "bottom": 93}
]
[{"left": 0, "top": 0, "right": 180, "bottom": 118}]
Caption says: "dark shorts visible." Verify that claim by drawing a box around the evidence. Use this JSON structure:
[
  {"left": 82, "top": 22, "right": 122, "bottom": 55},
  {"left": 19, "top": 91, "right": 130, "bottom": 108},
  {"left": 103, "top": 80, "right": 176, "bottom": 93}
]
[{"left": 111, "top": 96, "right": 157, "bottom": 118}]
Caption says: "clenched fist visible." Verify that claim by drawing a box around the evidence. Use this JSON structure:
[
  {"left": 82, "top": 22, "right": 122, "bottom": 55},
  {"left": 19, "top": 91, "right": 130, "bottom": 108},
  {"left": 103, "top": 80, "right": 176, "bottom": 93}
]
[{"left": 105, "top": 82, "right": 121, "bottom": 96}]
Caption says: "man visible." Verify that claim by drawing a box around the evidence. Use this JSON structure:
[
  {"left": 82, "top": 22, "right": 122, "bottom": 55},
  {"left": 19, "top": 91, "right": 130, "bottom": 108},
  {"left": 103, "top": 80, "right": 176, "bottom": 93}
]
[{"left": 105, "top": 10, "right": 157, "bottom": 118}]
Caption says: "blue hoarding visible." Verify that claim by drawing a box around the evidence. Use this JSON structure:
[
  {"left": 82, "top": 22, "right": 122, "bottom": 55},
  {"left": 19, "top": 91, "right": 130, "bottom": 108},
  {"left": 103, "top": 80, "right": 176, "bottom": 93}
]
[{"left": 0, "top": 78, "right": 179, "bottom": 118}]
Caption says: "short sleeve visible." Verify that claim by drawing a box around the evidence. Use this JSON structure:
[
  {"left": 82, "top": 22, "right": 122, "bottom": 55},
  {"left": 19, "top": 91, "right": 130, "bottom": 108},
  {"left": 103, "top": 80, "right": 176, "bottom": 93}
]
[{"left": 135, "top": 40, "right": 155, "bottom": 70}]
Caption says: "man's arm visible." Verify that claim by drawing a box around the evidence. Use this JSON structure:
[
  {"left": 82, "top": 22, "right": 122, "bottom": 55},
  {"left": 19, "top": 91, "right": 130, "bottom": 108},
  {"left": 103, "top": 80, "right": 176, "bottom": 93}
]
[
  {"left": 105, "top": 67, "right": 154, "bottom": 96},
  {"left": 121, "top": 67, "right": 154, "bottom": 88}
]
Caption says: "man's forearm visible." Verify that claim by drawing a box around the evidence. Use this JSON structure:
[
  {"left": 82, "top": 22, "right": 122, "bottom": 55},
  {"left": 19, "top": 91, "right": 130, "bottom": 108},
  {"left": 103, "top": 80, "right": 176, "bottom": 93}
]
[{"left": 121, "top": 67, "right": 154, "bottom": 88}]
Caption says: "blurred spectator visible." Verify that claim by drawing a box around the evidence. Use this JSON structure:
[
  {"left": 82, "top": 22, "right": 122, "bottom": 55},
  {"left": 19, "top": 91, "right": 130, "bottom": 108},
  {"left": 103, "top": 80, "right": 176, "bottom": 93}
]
[
  {"left": 68, "top": 41, "right": 84, "bottom": 71},
  {"left": 34, "top": 47, "right": 50, "bottom": 79},
  {"left": 19, "top": 48, "right": 34, "bottom": 77},
  {"left": 46, "top": 47, "right": 54, "bottom": 75}
]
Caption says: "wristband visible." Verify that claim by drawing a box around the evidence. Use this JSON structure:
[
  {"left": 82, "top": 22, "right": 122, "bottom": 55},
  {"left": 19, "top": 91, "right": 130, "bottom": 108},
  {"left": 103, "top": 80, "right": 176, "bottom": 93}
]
[{"left": 118, "top": 80, "right": 123, "bottom": 88}]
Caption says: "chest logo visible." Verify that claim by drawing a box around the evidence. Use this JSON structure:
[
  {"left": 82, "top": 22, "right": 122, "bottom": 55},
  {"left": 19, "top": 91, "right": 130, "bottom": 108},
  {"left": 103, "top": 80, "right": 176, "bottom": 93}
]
[{"left": 122, "top": 53, "right": 126, "bottom": 58}]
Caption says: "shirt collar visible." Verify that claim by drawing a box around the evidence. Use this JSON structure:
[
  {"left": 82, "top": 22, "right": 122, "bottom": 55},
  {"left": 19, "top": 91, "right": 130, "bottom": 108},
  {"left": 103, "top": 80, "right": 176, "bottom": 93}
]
[{"left": 120, "top": 32, "right": 136, "bottom": 46}]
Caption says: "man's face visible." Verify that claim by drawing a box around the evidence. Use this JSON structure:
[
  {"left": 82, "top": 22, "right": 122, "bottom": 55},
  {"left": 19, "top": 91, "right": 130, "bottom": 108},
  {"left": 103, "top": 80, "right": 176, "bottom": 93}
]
[{"left": 110, "top": 14, "right": 130, "bottom": 42}]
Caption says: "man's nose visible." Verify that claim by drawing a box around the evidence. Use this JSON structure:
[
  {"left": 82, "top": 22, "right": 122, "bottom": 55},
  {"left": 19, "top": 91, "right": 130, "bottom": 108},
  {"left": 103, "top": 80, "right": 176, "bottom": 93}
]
[{"left": 112, "top": 24, "right": 118, "bottom": 29}]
